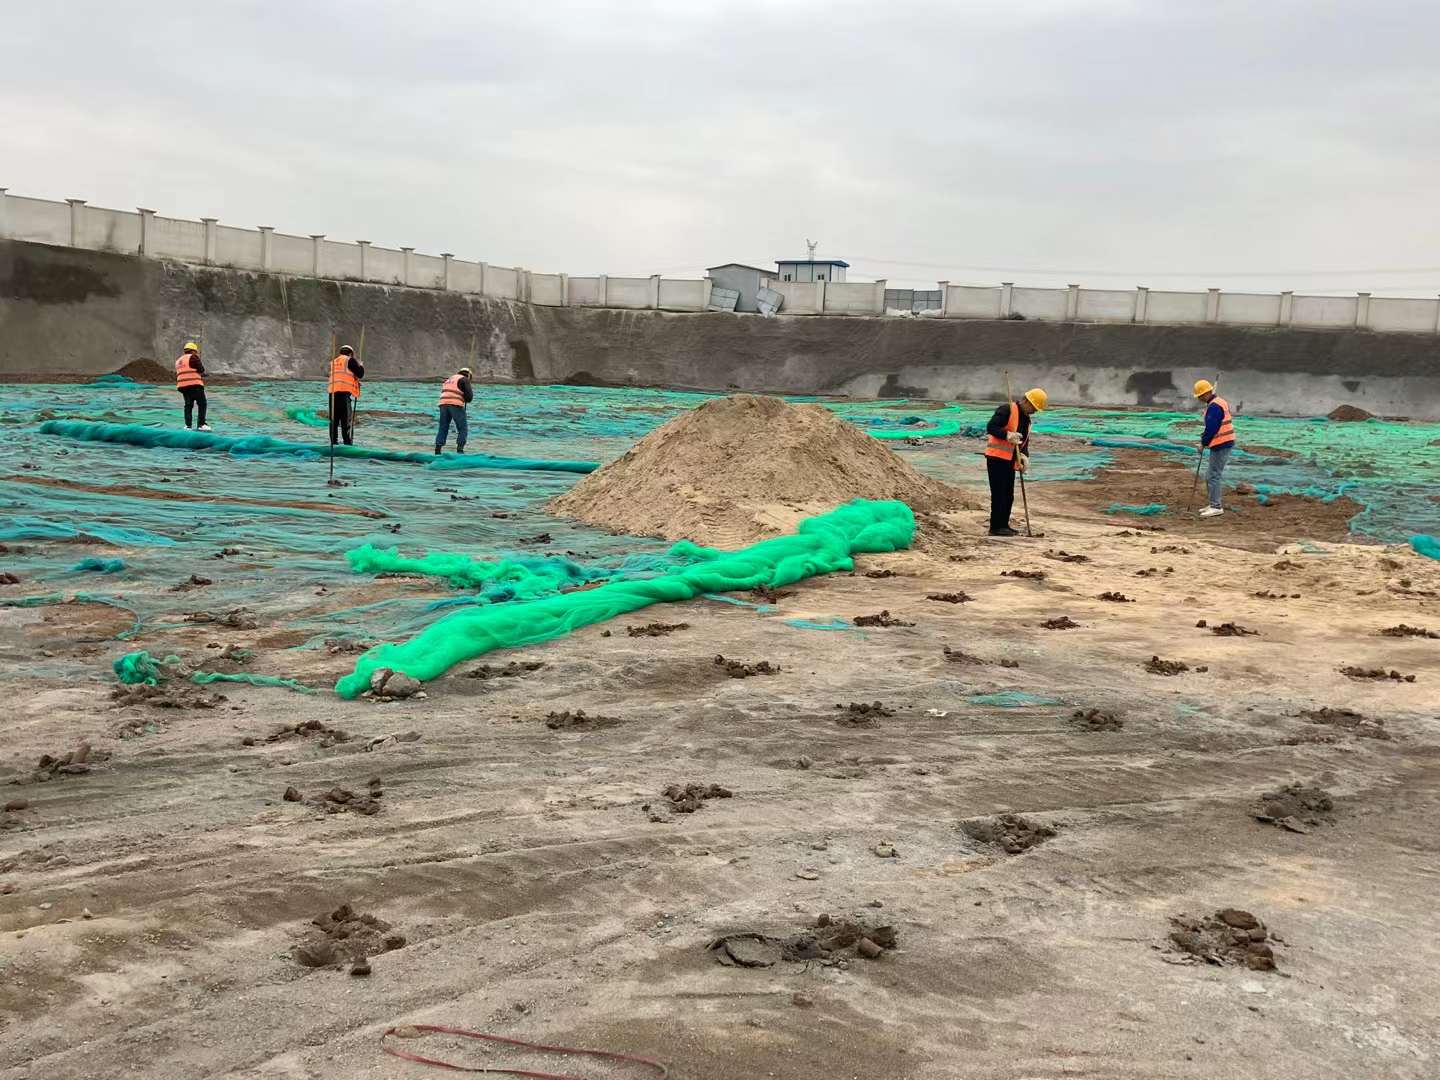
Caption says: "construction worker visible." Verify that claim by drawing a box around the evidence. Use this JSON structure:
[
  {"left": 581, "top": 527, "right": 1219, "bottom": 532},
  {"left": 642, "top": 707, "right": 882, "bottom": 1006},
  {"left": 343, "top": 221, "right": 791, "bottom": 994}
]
[
  {"left": 984, "top": 387, "right": 1047, "bottom": 536},
  {"left": 435, "top": 366, "right": 474, "bottom": 454},
  {"left": 327, "top": 345, "right": 364, "bottom": 446},
  {"left": 175, "top": 342, "right": 211, "bottom": 431},
  {"left": 1194, "top": 379, "right": 1235, "bottom": 517}
]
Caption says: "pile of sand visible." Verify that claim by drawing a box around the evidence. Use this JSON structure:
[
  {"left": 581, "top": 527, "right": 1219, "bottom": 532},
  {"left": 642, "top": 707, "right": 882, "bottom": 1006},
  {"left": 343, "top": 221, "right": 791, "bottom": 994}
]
[
  {"left": 1327, "top": 404, "right": 1375, "bottom": 422},
  {"left": 549, "top": 394, "right": 965, "bottom": 546}
]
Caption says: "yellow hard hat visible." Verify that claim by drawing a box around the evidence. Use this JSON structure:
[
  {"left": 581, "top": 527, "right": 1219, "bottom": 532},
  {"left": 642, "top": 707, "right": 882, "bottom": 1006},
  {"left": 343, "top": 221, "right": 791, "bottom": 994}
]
[
  {"left": 183, "top": 341, "right": 200, "bottom": 353},
  {"left": 1193, "top": 379, "right": 1215, "bottom": 398},
  {"left": 1024, "top": 387, "right": 1048, "bottom": 411}
]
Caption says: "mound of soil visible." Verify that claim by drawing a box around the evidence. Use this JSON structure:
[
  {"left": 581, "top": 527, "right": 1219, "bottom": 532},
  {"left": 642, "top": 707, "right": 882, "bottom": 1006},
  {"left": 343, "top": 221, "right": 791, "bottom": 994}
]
[
  {"left": 294, "top": 903, "right": 406, "bottom": 974},
  {"left": 714, "top": 654, "right": 779, "bottom": 678},
  {"left": 659, "top": 782, "right": 733, "bottom": 813},
  {"left": 1340, "top": 666, "right": 1415, "bottom": 682},
  {"left": 1071, "top": 709, "right": 1123, "bottom": 732},
  {"left": 107, "top": 358, "right": 173, "bottom": 384},
  {"left": 544, "top": 709, "right": 621, "bottom": 731},
  {"left": 627, "top": 622, "right": 690, "bottom": 637},
  {"left": 261, "top": 719, "right": 350, "bottom": 748},
  {"left": 710, "top": 911, "right": 898, "bottom": 968},
  {"left": 835, "top": 702, "right": 894, "bottom": 726},
  {"left": 1300, "top": 706, "right": 1390, "bottom": 740},
  {"left": 1379, "top": 624, "right": 1438, "bottom": 639},
  {"left": 1327, "top": 404, "right": 1375, "bottom": 421},
  {"left": 960, "top": 813, "right": 1055, "bottom": 854},
  {"left": 1167, "top": 909, "right": 1280, "bottom": 971},
  {"left": 549, "top": 394, "right": 964, "bottom": 545},
  {"left": 1145, "top": 656, "right": 1189, "bottom": 676},
  {"left": 1250, "top": 783, "right": 1334, "bottom": 831},
  {"left": 853, "top": 610, "right": 914, "bottom": 627}
]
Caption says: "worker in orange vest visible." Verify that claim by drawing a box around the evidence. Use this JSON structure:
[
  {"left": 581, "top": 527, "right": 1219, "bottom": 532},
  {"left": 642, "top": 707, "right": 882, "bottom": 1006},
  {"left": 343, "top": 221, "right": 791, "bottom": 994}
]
[
  {"left": 435, "top": 366, "right": 474, "bottom": 454},
  {"left": 175, "top": 341, "right": 211, "bottom": 431},
  {"left": 1194, "top": 379, "right": 1236, "bottom": 518},
  {"left": 983, "top": 387, "right": 1047, "bottom": 536},
  {"left": 327, "top": 345, "right": 365, "bottom": 446}
]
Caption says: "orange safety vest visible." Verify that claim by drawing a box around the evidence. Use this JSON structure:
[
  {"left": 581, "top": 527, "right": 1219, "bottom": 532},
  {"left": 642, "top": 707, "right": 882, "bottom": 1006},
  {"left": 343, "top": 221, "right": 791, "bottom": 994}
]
[
  {"left": 1208, "top": 396, "right": 1235, "bottom": 448},
  {"left": 175, "top": 354, "right": 204, "bottom": 389},
  {"left": 984, "top": 401, "right": 1023, "bottom": 465},
  {"left": 328, "top": 355, "right": 360, "bottom": 399},
  {"left": 438, "top": 374, "right": 466, "bottom": 408}
]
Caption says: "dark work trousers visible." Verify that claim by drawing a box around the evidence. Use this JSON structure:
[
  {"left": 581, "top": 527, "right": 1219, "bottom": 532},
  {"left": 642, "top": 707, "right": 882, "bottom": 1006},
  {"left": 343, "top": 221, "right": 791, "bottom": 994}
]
[
  {"left": 329, "top": 392, "right": 355, "bottom": 446},
  {"left": 180, "top": 386, "right": 207, "bottom": 428},
  {"left": 435, "top": 404, "right": 468, "bottom": 453},
  {"left": 986, "top": 454, "right": 1016, "bottom": 533}
]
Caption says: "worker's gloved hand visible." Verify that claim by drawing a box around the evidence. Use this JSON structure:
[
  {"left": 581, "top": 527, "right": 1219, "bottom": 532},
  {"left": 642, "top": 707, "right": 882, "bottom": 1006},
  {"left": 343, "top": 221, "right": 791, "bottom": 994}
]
[
  {"left": 1005, "top": 431, "right": 1025, "bottom": 445},
  {"left": 1017, "top": 453, "right": 1029, "bottom": 473}
]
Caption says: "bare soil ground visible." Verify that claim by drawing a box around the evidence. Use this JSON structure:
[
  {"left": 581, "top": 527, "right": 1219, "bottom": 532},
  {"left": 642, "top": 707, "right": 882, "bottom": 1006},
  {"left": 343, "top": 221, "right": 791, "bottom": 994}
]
[{"left": 2, "top": 474, "right": 1439, "bottom": 1079}]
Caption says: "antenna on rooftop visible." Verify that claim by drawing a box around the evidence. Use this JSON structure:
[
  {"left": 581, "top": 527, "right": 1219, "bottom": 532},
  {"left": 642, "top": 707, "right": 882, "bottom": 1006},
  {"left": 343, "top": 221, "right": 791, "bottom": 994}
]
[{"left": 805, "top": 238, "right": 818, "bottom": 261}]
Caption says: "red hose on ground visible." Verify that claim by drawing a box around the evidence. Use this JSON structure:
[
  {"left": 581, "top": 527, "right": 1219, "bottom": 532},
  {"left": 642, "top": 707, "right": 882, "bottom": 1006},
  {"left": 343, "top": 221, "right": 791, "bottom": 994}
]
[{"left": 380, "top": 1024, "right": 669, "bottom": 1078}]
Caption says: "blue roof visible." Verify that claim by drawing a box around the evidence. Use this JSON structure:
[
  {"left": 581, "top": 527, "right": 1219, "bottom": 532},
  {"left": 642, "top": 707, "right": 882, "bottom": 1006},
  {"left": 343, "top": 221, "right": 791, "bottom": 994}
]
[{"left": 776, "top": 258, "right": 850, "bottom": 267}]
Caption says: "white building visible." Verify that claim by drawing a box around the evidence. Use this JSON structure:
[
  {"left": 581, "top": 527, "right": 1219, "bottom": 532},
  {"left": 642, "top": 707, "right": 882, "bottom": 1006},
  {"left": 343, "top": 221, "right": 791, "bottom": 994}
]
[{"left": 774, "top": 258, "right": 849, "bottom": 283}]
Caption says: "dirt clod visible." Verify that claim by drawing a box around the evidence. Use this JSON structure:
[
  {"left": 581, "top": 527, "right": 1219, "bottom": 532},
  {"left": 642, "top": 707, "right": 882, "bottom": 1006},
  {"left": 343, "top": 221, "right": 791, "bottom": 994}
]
[
  {"left": 627, "top": 622, "right": 690, "bottom": 637},
  {"left": 662, "top": 782, "right": 733, "bottom": 813},
  {"left": 369, "top": 669, "right": 423, "bottom": 699},
  {"left": 1207, "top": 622, "right": 1259, "bottom": 637},
  {"left": 1250, "top": 784, "right": 1335, "bottom": 832},
  {"left": 1070, "top": 709, "right": 1123, "bottom": 732},
  {"left": 1135, "top": 567, "right": 1173, "bottom": 578},
  {"left": 23, "top": 745, "right": 112, "bottom": 784},
  {"left": 751, "top": 585, "right": 794, "bottom": 604},
  {"left": 1167, "top": 909, "right": 1281, "bottom": 971},
  {"left": 1040, "top": 616, "right": 1080, "bottom": 630},
  {"left": 926, "top": 592, "right": 972, "bottom": 604},
  {"left": 1044, "top": 549, "right": 1090, "bottom": 563},
  {"left": 3, "top": 799, "right": 28, "bottom": 812},
  {"left": 852, "top": 610, "right": 914, "bottom": 627},
  {"left": 1001, "top": 570, "right": 1045, "bottom": 581},
  {"left": 1253, "top": 590, "right": 1301, "bottom": 600},
  {"left": 714, "top": 654, "right": 780, "bottom": 678},
  {"left": 1300, "top": 707, "right": 1390, "bottom": 740},
  {"left": 466, "top": 660, "right": 545, "bottom": 679},
  {"left": 1379, "top": 624, "right": 1439, "bottom": 639},
  {"left": 283, "top": 786, "right": 302, "bottom": 802},
  {"left": 835, "top": 702, "right": 893, "bottom": 726},
  {"left": 1340, "top": 666, "right": 1415, "bottom": 682},
  {"left": 1145, "top": 656, "right": 1189, "bottom": 676},
  {"left": 545, "top": 709, "right": 622, "bottom": 731},
  {"left": 1098, "top": 591, "right": 1135, "bottom": 602},
  {"left": 266, "top": 719, "right": 350, "bottom": 748},
  {"left": 960, "top": 814, "right": 1056, "bottom": 854},
  {"left": 863, "top": 569, "right": 899, "bottom": 578}
]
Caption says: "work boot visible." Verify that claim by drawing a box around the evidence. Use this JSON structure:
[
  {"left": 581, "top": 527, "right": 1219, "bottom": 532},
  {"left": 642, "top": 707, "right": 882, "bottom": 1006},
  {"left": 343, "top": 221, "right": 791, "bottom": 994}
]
[
  {"left": 434, "top": 448, "right": 442, "bottom": 456},
  {"left": 1199, "top": 506, "right": 1224, "bottom": 518},
  {"left": 198, "top": 424, "right": 212, "bottom": 432},
  {"left": 989, "top": 526, "right": 1020, "bottom": 537}
]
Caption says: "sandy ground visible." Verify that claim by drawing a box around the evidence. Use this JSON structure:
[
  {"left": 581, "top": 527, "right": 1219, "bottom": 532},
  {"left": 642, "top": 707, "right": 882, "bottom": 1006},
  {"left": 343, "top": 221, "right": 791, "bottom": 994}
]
[{"left": 2, "top": 473, "right": 1439, "bottom": 1080}]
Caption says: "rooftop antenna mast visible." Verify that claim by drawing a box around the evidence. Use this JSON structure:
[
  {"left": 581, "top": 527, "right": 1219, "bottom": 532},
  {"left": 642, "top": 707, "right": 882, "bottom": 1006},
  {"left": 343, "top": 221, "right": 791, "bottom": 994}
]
[{"left": 805, "top": 238, "right": 819, "bottom": 262}]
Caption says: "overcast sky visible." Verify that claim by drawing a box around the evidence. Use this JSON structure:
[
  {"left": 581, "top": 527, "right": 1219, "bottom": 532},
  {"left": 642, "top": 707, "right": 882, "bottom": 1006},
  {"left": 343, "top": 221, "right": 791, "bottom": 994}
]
[{"left": 6, "top": 1, "right": 1439, "bottom": 293}]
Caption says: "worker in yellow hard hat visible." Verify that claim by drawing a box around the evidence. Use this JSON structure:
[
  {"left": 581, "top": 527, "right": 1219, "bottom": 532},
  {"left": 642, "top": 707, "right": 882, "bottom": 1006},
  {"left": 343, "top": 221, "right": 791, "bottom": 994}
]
[
  {"left": 983, "top": 387, "right": 1047, "bottom": 536},
  {"left": 1193, "top": 379, "right": 1236, "bottom": 518},
  {"left": 174, "top": 341, "right": 210, "bottom": 431}
]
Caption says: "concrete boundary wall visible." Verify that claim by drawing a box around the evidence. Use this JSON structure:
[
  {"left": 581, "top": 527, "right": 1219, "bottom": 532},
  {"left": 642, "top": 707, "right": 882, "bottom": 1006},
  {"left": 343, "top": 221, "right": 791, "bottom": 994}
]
[{"left": 5, "top": 189, "right": 1440, "bottom": 334}]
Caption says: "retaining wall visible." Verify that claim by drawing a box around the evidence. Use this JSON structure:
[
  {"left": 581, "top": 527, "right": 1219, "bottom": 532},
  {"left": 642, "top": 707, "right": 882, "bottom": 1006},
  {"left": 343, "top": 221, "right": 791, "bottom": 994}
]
[{"left": 3, "top": 239, "right": 1439, "bottom": 419}]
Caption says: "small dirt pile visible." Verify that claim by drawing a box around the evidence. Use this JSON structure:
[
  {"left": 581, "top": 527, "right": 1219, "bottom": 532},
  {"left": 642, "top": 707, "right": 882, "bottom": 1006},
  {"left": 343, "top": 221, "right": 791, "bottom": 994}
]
[
  {"left": 1327, "top": 404, "right": 1375, "bottom": 421},
  {"left": 106, "top": 358, "right": 173, "bottom": 384},
  {"left": 549, "top": 394, "right": 964, "bottom": 545}
]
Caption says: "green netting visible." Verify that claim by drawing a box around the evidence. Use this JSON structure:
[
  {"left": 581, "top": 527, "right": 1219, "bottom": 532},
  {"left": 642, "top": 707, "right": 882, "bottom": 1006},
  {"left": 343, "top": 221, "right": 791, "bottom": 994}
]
[
  {"left": 1413, "top": 535, "right": 1440, "bottom": 560},
  {"left": 39, "top": 420, "right": 597, "bottom": 473},
  {"left": 71, "top": 557, "right": 126, "bottom": 573},
  {"left": 347, "top": 544, "right": 602, "bottom": 594},
  {"left": 968, "top": 691, "right": 1064, "bottom": 707},
  {"left": 114, "top": 649, "right": 314, "bottom": 693},
  {"left": 1104, "top": 503, "right": 1168, "bottom": 516},
  {"left": 334, "top": 498, "right": 916, "bottom": 698},
  {"left": 284, "top": 407, "right": 327, "bottom": 427}
]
